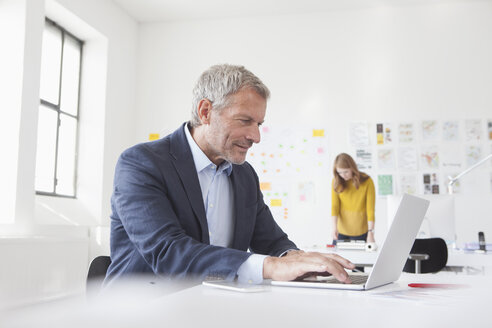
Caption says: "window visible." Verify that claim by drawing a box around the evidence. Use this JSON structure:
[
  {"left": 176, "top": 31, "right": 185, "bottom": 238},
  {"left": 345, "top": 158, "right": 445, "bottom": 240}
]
[{"left": 35, "top": 18, "right": 82, "bottom": 197}]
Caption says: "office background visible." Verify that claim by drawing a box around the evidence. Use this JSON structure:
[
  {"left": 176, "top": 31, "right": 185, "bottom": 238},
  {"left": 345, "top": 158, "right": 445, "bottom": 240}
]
[
  {"left": 134, "top": 0, "right": 492, "bottom": 247},
  {"left": 1, "top": 0, "right": 491, "bottom": 307}
]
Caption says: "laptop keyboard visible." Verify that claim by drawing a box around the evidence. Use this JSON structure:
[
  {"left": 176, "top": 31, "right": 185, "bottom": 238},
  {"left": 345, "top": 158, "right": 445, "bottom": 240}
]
[
  {"left": 346, "top": 275, "right": 368, "bottom": 285},
  {"left": 320, "top": 274, "right": 368, "bottom": 285}
]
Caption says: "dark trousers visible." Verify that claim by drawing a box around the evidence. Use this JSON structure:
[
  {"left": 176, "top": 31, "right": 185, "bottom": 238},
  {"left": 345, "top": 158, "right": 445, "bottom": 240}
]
[
  {"left": 335, "top": 232, "right": 368, "bottom": 243},
  {"left": 333, "top": 232, "right": 368, "bottom": 272}
]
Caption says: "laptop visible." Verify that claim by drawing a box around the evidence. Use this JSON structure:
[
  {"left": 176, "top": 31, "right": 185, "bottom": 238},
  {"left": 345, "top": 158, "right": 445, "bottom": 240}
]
[{"left": 272, "top": 193, "right": 430, "bottom": 290}]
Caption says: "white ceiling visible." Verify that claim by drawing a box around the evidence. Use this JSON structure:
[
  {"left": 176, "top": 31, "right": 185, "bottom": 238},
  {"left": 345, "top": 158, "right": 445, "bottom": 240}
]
[{"left": 111, "top": 0, "right": 471, "bottom": 23}]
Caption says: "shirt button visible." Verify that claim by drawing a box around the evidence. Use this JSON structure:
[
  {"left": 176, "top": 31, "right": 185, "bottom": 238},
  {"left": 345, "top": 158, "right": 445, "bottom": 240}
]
[{"left": 209, "top": 203, "right": 214, "bottom": 208}]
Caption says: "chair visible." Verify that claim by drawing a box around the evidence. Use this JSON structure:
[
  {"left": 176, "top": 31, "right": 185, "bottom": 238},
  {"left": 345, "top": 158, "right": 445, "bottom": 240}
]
[
  {"left": 403, "top": 238, "right": 448, "bottom": 274},
  {"left": 86, "top": 255, "right": 111, "bottom": 293}
]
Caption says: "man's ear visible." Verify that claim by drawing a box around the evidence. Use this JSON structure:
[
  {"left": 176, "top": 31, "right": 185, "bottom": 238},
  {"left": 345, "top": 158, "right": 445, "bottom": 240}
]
[{"left": 197, "top": 99, "right": 213, "bottom": 125}]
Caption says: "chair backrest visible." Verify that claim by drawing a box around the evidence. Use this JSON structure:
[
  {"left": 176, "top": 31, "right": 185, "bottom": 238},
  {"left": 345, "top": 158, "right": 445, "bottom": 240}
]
[
  {"left": 403, "top": 238, "right": 448, "bottom": 273},
  {"left": 87, "top": 255, "right": 111, "bottom": 292}
]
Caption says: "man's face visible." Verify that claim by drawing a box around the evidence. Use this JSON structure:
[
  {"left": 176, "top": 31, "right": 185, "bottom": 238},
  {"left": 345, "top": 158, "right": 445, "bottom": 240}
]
[{"left": 204, "top": 88, "right": 266, "bottom": 165}]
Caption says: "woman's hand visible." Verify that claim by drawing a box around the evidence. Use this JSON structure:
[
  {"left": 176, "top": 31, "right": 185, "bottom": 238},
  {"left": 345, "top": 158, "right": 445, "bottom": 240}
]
[
  {"left": 367, "top": 231, "right": 375, "bottom": 243},
  {"left": 332, "top": 228, "right": 339, "bottom": 243}
]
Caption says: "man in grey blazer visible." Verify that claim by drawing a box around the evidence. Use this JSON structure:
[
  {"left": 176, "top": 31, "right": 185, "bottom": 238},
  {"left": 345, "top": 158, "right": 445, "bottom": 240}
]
[{"left": 105, "top": 64, "right": 354, "bottom": 286}]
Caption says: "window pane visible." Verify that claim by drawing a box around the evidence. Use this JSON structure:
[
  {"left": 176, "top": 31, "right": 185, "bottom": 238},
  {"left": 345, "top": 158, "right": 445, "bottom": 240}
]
[
  {"left": 56, "top": 114, "right": 77, "bottom": 196},
  {"left": 60, "top": 35, "right": 81, "bottom": 116},
  {"left": 35, "top": 105, "right": 58, "bottom": 192},
  {"left": 39, "top": 23, "right": 62, "bottom": 105}
]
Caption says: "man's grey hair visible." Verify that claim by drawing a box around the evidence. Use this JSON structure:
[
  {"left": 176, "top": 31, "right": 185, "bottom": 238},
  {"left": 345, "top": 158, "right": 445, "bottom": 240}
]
[{"left": 190, "top": 64, "right": 270, "bottom": 127}]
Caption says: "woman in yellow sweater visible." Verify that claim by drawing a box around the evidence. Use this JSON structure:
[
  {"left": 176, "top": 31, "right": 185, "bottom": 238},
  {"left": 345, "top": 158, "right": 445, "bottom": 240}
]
[{"left": 331, "top": 153, "right": 375, "bottom": 245}]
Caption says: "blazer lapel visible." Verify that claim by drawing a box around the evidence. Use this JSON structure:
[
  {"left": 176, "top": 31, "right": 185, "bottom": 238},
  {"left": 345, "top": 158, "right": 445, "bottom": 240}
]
[{"left": 169, "top": 124, "right": 209, "bottom": 243}]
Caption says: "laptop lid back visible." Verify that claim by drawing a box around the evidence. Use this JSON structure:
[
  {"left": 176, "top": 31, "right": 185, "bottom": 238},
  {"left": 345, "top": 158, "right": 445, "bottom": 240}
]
[{"left": 365, "top": 194, "right": 430, "bottom": 289}]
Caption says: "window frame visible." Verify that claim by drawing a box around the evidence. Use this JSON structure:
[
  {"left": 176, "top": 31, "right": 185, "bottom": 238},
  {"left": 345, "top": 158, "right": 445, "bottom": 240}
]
[{"left": 36, "top": 17, "right": 83, "bottom": 198}]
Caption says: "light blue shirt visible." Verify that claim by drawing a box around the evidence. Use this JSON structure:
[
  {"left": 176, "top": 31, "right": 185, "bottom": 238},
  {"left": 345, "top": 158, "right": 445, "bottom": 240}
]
[{"left": 184, "top": 124, "right": 266, "bottom": 283}]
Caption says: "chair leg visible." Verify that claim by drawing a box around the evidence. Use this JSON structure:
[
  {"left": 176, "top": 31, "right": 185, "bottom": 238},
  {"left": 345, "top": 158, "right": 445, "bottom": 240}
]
[{"left": 408, "top": 253, "right": 429, "bottom": 274}]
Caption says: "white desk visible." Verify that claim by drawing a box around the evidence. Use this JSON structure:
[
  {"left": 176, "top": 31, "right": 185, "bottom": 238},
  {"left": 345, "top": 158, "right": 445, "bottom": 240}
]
[
  {"left": 446, "top": 250, "right": 492, "bottom": 267},
  {"left": 3, "top": 273, "right": 490, "bottom": 328},
  {"left": 305, "top": 246, "right": 492, "bottom": 268}
]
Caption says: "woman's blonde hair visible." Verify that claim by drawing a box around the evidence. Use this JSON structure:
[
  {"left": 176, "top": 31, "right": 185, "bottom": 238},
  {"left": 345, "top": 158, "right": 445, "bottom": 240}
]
[{"left": 332, "top": 153, "right": 369, "bottom": 193}]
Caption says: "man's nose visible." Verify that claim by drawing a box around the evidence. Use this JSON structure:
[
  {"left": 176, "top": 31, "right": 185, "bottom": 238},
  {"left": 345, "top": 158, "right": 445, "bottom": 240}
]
[{"left": 247, "top": 125, "right": 261, "bottom": 144}]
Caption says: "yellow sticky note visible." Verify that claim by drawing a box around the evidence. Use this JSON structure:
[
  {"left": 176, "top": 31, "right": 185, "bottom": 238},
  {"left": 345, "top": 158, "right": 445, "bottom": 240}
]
[
  {"left": 260, "top": 182, "right": 272, "bottom": 191},
  {"left": 377, "top": 134, "right": 384, "bottom": 144},
  {"left": 149, "top": 133, "right": 160, "bottom": 141},
  {"left": 270, "top": 199, "right": 282, "bottom": 207},
  {"left": 312, "top": 129, "right": 325, "bottom": 137}
]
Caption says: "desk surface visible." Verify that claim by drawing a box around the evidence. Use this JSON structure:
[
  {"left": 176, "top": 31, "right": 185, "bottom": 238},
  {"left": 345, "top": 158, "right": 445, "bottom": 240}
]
[
  {"left": 3, "top": 273, "right": 490, "bottom": 328},
  {"left": 305, "top": 246, "right": 492, "bottom": 267}
]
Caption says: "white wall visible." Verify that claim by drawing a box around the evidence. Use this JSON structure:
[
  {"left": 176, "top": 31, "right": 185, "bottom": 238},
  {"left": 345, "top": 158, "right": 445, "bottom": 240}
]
[
  {"left": 135, "top": 1, "right": 492, "bottom": 247},
  {"left": 0, "top": 0, "right": 43, "bottom": 228},
  {"left": 0, "top": 235, "right": 89, "bottom": 309},
  {"left": 0, "top": 0, "right": 138, "bottom": 229},
  {"left": 0, "top": 0, "right": 25, "bottom": 224},
  {"left": 0, "top": 0, "right": 137, "bottom": 306}
]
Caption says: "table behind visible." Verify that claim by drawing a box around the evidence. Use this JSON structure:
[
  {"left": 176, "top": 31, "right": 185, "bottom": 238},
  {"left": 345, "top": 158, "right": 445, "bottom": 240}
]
[{"left": 305, "top": 246, "right": 492, "bottom": 268}]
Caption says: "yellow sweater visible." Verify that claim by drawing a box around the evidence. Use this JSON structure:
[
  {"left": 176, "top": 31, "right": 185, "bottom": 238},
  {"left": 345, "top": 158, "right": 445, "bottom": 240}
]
[{"left": 331, "top": 177, "right": 375, "bottom": 236}]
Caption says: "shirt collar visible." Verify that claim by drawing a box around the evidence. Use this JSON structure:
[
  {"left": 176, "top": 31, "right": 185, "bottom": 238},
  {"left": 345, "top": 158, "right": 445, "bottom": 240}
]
[{"left": 184, "top": 123, "right": 233, "bottom": 176}]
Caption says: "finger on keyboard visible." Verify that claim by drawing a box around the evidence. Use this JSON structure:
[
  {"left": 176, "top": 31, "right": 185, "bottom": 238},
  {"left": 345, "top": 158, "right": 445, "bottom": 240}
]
[{"left": 294, "top": 271, "right": 332, "bottom": 281}]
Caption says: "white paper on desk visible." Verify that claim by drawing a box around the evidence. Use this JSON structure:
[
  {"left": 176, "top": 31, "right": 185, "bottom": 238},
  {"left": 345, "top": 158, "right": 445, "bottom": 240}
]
[{"left": 368, "top": 288, "right": 462, "bottom": 306}]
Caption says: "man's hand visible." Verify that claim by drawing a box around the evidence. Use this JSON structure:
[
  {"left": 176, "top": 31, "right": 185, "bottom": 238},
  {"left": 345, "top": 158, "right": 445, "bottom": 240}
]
[{"left": 263, "top": 251, "right": 355, "bottom": 283}]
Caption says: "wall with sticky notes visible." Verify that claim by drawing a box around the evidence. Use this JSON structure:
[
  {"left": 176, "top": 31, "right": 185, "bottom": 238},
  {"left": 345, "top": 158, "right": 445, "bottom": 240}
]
[
  {"left": 246, "top": 126, "right": 332, "bottom": 245},
  {"left": 135, "top": 1, "right": 492, "bottom": 247}
]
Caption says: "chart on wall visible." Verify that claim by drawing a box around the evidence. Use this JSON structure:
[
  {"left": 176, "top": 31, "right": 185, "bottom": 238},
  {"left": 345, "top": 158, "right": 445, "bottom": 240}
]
[
  {"left": 246, "top": 125, "right": 330, "bottom": 221},
  {"left": 351, "top": 119, "right": 492, "bottom": 197}
]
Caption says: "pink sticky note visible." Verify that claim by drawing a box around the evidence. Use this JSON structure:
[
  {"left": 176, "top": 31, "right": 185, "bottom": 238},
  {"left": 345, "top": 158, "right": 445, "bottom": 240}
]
[
  {"left": 317, "top": 147, "right": 324, "bottom": 154},
  {"left": 300, "top": 195, "right": 306, "bottom": 201}
]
